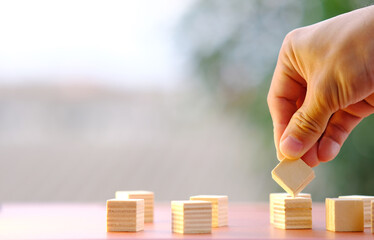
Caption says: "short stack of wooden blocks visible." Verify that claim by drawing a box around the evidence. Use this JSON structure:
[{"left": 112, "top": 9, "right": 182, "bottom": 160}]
[
  {"left": 269, "top": 193, "right": 311, "bottom": 224},
  {"left": 270, "top": 193, "right": 312, "bottom": 229},
  {"left": 115, "top": 191, "right": 154, "bottom": 223},
  {"left": 326, "top": 198, "right": 364, "bottom": 232},
  {"left": 190, "top": 195, "right": 228, "bottom": 227},
  {"left": 270, "top": 158, "right": 315, "bottom": 230},
  {"left": 106, "top": 199, "right": 144, "bottom": 232},
  {"left": 171, "top": 200, "right": 212, "bottom": 234},
  {"left": 339, "top": 195, "right": 374, "bottom": 228}
]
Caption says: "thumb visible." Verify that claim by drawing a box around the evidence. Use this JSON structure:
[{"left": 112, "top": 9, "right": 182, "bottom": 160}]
[{"left": 279, "top": 97, "right": 332, "bottom": 160}]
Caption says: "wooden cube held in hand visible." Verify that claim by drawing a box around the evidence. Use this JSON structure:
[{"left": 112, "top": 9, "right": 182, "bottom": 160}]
[{"left": 272, "top": 159, "right": 315, "bottom": 197}]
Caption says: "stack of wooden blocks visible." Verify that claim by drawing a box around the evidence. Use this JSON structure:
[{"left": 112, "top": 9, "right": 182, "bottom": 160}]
[
  {"left": 270, "top": 159, "right": 315, "bottom": 229},
  {"left": 269, "top": 193, "right": 311, "bottom": 225},
  {"left": 339, "top": 195, "right": 374, "bottom": 228},
  {"left": 326, "top": 198, "right": 364, "bottom": 232},
  {"left": 106, "top": 199, "right": 144, "bottom": 232},
  {"left": 171, "top": 200, "right": 212, "bottom": 234},
  {"left": 107, "top": 191, "right": 228, "bottom": 234},
  {"left": 171, "top": 195, "right": 229, "bottom": 234},
  {"left": 190, "top": 195, "right": 228, "bottom": 227},
  {"left": 270, "top": 193, "right": 312, "bottom": 229},
  {"left": 115, "top": 191, "right": 154, "bottom": 223}
]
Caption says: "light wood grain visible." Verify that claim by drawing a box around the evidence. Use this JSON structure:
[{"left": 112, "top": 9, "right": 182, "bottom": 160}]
[
  {"left": 326, "top": 198, "right": 364, "bottom": 232},
  {"left": 106, "top": 199, "right": 144, "bottom": 232},
  {"left": 115, "top": 191, "right": 154, "bottom": 223},
  {"left": 339, "top": 195, "right": 374, "bottom": 228},
  {"left": 190, "top": 195, "right": 228, "bottom": 227},
  {"left": 272, "top": 159, "right": 315, "bottom": 197}
]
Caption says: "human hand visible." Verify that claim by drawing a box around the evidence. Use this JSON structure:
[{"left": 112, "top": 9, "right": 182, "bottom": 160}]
[{"left": 267, "top": 6, "right": 374, "bottom": 167}]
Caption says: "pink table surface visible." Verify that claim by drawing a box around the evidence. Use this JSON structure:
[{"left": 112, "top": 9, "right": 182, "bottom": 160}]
[{"left": 0, "top": 202, "right": 372, "bottom": 239}]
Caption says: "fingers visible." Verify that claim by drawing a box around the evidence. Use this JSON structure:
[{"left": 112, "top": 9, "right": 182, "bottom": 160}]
[
  {"left": 298, "top": 99, "right": 374, "bottom": 165},
  {"left": 301, "top": 144, "right": 320, "bottom": 167},
  {"left": 270, "top": 98, "right": 297, "bottom": 161},
  {"left": 317, "top": 110, "right": 361, "bottom": 162},
  {"left": 344, "top": 93, "right": 374, "bottom": 117},
  {"left": 316, "top": 110, "right": 361, "bottom": 162},
  {"left": 318, "top": 100, "right": 374, "bottom": 162},
  {"left": 268, "top": 55, "right": 306, "bottom": 161},
  {"left": 279, "top": 92, "right": 333, "bottom": 160},
  {"left": 268, "top": 74, "right": 304, "bottom": 160}
]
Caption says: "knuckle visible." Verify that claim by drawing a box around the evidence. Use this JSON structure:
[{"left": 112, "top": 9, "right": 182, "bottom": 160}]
[
  {"left": 284, "top": 29, "right": 296, "bottom": 42},
  {"left": 280, "top": 28, "right": 304, "bottom": 65},
  {"left": 292, "top": 110, "right": 323, "bottom": 135},
  {"left": 283, "top": 28, "right": 301, "bottom": 48},
  {"left": 364, "top": 95, "right": 374, "bottom": 108},
  {"left": 327, "top": 122, "right": 348, "bottom": 144}
]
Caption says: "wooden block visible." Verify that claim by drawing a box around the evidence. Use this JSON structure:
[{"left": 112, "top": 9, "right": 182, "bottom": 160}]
[
  {"left": 271, "top": 195, "right": 312, "bottom": 229},
  {"left": 339, "top": 195, "right": 374, "bottom": 228},
  {"left": 326, "top": 198, "right": 364, "bottom": 232},
  {"left": 115, "top": 191, "right": 154, "bottom": 223},
  {"left": 271, "top": 159, "right": 315, "bottom": 197},
  {"left": 269, "top": 193, "right": 311, "bottom": 224},
  {"left": 372, "top": 200, "right": 374, "bottom": 233},
  {"left": 190, "top": 195, "right": 228, "bottom": 227},
  {"left": 171, "top": 200, "right": 212, "bottom": 234},
  {"left": 106, "top": 199, "right": 144, "bottom": 232}
]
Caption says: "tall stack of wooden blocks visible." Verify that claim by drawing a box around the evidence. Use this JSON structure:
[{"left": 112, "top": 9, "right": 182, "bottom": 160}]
[
  {"left": 106, "top": 199, "right": 144, "bottom": 232},
  {"left": 171, "top": 200, "right": 212, "bottom": 234},
  {"left": 269, "top": 193, "right": 311, "bottom": 224},
  {"left": 190, "top": 195, "right": 228, "bottom": 227},
  {"left": 326, "top": 198, "right": 364, "bottom": 232},
  {"left": 339, "top": 195, "right": 374, "bottom": 228},
  {"left": 116, "top": 191, "right": 154, "bottom": 223},
  {"left": 270, "top": 194, "right": 312, "bottom": 229}
]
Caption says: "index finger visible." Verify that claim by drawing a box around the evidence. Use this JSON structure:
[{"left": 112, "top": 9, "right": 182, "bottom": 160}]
[{"left": 267, "top": 51, "right": 306, "bottom": 160}]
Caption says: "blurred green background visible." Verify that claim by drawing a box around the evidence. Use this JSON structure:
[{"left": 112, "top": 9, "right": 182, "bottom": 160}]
[
  {"left": 0, "top": 0, "right": 373, "bottom": 203},
  {"left": 179, "top": 0, "right": 374, "bottom": 200}
]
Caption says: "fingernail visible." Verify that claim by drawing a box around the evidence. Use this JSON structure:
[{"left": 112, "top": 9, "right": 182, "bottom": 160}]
[{"left": 280, "top": 135, "right": 304, "bottom": 159}]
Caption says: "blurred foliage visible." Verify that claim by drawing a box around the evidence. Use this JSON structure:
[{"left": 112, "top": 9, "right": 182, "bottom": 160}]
[{"left": 179, "top": 0, "right": 374, "bottom": 200}]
